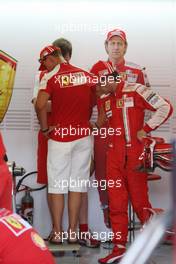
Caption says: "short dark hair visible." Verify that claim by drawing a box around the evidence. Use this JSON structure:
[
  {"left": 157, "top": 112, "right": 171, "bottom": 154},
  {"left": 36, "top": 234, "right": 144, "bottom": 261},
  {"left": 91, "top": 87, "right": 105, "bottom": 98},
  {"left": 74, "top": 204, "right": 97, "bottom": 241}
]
[{"left": 52, "top": 38, "right": 72, "bottom": 58}]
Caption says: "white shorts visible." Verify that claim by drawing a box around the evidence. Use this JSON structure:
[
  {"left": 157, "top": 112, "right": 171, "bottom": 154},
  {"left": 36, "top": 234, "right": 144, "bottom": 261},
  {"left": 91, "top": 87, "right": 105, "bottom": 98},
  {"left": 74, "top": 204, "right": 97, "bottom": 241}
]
[{"left": 47, "top": 136, "right": 92, "bottom": 194}]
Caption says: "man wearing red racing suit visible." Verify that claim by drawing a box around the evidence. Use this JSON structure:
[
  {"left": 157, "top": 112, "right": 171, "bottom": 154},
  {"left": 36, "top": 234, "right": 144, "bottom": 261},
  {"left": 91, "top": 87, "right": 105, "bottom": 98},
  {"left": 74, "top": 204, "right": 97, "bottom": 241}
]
[
  {"left": 90, "top": 28, "right": 150, "bottom": 227},
  {"left": 97, "top": 77, "right": 173, "bottom": 263},
  {"left": 0, "top": 208, "right": 56, "bottom": 264}
]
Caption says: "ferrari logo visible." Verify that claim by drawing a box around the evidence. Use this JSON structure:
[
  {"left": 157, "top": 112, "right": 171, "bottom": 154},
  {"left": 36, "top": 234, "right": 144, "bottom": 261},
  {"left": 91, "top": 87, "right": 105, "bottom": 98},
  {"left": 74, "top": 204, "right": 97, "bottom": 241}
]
[
  {"left": 6, "top": 216, "right": 23, "bottom": 229},
  {"left": 116, "top": 99, "right": 124, "bottom": 108},
  {"left": 61, "top": 75, "right": 70, "bottom": 86},
  {"left": 105, "top": 100, "right": 111, "bottom": 111},
  {"left": 0, "top": 50, "right": 17, "bottom": 123},
  {"left": 31, "top": 232, "right": 47, "bottom": 250},
  {"left": 0, "top": 213, "right": 32, "bottom": 236}
]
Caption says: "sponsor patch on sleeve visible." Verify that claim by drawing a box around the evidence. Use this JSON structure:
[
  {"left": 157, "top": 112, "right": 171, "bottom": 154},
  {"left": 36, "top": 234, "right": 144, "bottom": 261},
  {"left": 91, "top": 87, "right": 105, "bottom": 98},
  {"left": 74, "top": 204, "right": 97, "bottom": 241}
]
[
  {"left": 31, "top": 232, "right": 47, "bottom": 250},
  {"left": 136, "top": 85, "right": 163, "bottom": 108},
  {"left": 146, "top": 93, "right": 160, "bottom": 105},
  {"left": 0, "top": 213, "right": 32, "bottom": 236},
  {"left": 136, "top": 85, "right": 153, "bottom": 100},
  {"left": 105, "top": 99, "right": 111, "bottom": 111}
]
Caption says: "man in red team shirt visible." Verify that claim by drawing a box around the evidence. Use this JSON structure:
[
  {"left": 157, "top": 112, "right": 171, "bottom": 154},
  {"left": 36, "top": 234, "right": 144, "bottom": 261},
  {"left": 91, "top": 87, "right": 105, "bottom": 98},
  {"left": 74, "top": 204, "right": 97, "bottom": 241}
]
[
  {"left": 33, "top": 39, "right": 73, "bottom": 186},
  {"left": 0, "top": 132, "right": 12, "bottom": 211},
  {"left": 96, "top": 73, "right": 173, "bottom": 263},
  {"left": 33, "top": 40, "right": 100, "bottom": 247},
  {"left": 35, "top": 45, "right": 97, "bottom": 243},
  {"left": 0, "top": 208, "right": 56, "bottom": 264},
  {"left": 90, "top": 28, "right": 150, "bottom": 227}
]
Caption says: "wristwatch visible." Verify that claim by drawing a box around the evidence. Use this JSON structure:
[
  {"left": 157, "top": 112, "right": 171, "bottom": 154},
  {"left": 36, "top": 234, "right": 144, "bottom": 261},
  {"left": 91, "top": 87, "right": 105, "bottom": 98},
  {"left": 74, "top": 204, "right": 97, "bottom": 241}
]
[{"left": 41, "top": 128, "right": 49, "bottom": 133}]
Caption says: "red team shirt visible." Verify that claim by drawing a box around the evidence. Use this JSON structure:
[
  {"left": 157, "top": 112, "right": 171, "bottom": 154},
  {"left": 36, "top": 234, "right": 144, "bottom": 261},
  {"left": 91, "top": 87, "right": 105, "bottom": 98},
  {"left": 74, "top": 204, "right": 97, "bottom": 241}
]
[
  {"left": 90, "top": 59, "right": 150, "bottom": 127},
  {"left": 40, "top": 63, "right": 96, "bottom": 142},
  {"left": 98, "top": 81, "right": 172, "bottom": 144},
  {"left": 90, "top": 59, "right": 150, "bottom": 130},
  {"left": 0, "top": 208, "right": 55, "bottom": 264},
  {"left": 90, "top": 59, "right": 150, "bottom": 86}
]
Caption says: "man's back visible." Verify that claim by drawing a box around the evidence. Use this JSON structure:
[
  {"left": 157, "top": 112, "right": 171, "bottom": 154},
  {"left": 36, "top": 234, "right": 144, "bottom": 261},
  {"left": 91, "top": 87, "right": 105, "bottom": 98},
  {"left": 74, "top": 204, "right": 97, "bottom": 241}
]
[{"left": 40, "top": 63, "right": 95, "bottom": 142}]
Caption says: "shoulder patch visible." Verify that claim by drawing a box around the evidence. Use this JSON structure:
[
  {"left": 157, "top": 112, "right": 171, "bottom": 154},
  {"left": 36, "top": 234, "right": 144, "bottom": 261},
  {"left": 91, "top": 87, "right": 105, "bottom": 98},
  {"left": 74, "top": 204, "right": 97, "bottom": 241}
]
[
  {"left": 135, "top": 85, "right": 155, "bottom": 101},
  {"left": 39, "top": 64, "right": 60, "bottom": 90},
  {"left": 125, "top": 61, "right": 143, "bottom": 70},
  {"left": 31, "top": 232, "right": 47, "bottom": 250},
  {"left": 0, "top": 213, "right": 32, "bottom": 237},
  {"left": 123, "top": 82, "right": 140, "bottom": 92}
]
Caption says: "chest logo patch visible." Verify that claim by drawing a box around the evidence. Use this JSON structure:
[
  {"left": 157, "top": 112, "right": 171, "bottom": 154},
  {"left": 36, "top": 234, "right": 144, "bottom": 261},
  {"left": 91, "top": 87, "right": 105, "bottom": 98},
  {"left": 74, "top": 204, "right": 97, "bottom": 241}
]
[
  {"left": 116, "top": 97, "right": 134, "bottom": 108},
  {"left": 116, "top": 99, "right": 124, "bottom": 108},
  {"left": 124, "top": 97, "right": 134, "bottom": 107}
]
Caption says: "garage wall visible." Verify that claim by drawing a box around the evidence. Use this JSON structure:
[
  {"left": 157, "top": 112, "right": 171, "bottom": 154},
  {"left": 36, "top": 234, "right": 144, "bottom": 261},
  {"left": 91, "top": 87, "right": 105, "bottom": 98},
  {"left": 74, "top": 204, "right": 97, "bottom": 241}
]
[{"left": 0, "top": 0, "right": 175, "bottom": 237}]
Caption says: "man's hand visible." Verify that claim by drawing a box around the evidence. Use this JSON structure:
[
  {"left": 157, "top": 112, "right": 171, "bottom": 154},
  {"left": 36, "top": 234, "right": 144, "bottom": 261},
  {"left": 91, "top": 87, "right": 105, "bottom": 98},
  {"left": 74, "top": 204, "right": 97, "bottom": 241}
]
[
  {"left": 96, "top": 106, "right": 107, "bottom": 128},
  {"left": 32, "top": 97, "right": 51, "bottom": 113},
  {"left": 96, "top": 82, "right": 117, "bottom": 97},
  {"left": 41, "top": 126, "right": 55, "bottom": 138},
  {"left": 137, "top": 129, "right": 147, "bottom": 141},
  {"left": 90, "top": 106, "right": 107, "bottom": 130},
  {"left": 36, "top": 91, "right": 50, "bottom": 133}
]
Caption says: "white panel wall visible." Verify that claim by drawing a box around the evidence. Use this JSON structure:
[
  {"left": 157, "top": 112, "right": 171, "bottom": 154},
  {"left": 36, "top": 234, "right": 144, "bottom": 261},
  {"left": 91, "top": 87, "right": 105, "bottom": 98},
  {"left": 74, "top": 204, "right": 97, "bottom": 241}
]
[{"left": 0, "top": 0, "right": 176, "bottom": 237}]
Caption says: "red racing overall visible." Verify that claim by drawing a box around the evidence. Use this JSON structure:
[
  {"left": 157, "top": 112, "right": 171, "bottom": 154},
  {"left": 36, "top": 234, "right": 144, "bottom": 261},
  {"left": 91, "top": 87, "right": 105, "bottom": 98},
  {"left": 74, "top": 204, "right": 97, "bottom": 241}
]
[
  {"left": 90, "top": 60, "right": 149, "bottom": 222},
  {"left": 99, "top": 80, "right": 172, "bottom": 245}
]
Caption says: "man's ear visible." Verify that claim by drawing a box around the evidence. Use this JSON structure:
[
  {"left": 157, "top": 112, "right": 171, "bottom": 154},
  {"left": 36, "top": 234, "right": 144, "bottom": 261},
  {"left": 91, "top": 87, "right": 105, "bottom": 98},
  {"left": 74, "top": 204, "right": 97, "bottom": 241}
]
[
  {"left": 124, "top": 42, "right": 128, "bottom": 55},
  {"left": 104, "top": 41, "right": 109, "bottom": 54}
]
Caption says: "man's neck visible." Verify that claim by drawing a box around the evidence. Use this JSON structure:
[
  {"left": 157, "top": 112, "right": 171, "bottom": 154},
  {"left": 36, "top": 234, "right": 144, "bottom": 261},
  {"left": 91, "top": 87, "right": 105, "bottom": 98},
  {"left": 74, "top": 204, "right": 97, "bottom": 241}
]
[
  {"left": 58, "top": 56, "right": 67, "bottom": 64},
  {"left": 49, "top": 57, "right": 66, "bottom": 72},
  {"left": 49, "top": 63, "right": 60, "bottom": 72},
  {"left": 109, "top": 57, "right": 124, "bottom": 67}
]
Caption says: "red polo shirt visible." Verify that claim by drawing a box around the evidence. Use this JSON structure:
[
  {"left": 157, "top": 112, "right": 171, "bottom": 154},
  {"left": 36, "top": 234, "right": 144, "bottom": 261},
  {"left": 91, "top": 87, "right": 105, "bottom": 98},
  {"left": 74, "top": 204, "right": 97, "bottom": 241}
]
[{"left": 40, "top": 63, "right": 96, "bottom": 142}]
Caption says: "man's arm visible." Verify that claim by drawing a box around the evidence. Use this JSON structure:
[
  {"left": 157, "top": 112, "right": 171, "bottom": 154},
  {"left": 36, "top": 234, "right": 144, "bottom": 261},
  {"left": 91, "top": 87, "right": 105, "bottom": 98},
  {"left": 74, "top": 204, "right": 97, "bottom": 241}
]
[
  {"left": 136, "top": 85, "right": 173, "bottom": 134},
  {"left": 90, "top": 105, "right": 107, "bottom": 129},
  {"left": 35, "top": 91, "right": 50, "bottom": 133},
  {"left": 32, "top": 71, "right": 52, "bottom": 112},
  {"left": 96, "top": 82, "right": 117, "bottom": 97},
  {"left": 33, "top": 98, "right": 52, "bottom": 113}
]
